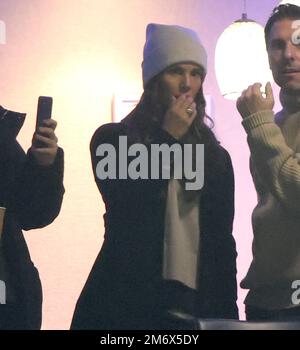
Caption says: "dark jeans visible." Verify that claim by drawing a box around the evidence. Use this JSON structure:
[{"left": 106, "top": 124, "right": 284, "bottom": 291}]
[{"left": 246, "top": 305, "right": 300, "bottom": 321}]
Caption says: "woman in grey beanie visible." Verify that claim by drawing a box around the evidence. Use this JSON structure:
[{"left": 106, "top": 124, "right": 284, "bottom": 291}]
[{"left": 71, "top": 23, "right": 238, "bottom": 330}]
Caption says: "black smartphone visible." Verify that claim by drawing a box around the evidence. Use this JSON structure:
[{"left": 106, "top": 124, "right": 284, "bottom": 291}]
[
  {"left": 35, "top": 96, "right": 53, "bottom": 130},
  {"left": 35, "top": 96, "right": 53, "bottom": 147}
]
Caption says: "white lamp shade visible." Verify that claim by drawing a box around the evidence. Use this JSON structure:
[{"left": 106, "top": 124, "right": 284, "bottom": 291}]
[
  {"left": 215, "top": 20, "right": 273, "bottom": 100},
  {"left": 280, "top": 0, "right": 300, "bottom": 5}
]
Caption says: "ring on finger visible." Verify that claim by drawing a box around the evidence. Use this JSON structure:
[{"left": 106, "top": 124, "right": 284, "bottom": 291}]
[{"left": 186, "top": 107, "right": 194, "bottom": 116}]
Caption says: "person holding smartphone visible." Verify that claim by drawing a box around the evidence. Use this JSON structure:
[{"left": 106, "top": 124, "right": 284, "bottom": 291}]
[
  {"left": 0, "top": 102, "right": 64, "bottom": 329},
  {"left": 71, "top": 23, "right": 238, "bottom": 330}
]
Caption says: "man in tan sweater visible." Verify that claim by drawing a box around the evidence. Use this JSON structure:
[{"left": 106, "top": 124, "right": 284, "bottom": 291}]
[{"left": 237, "top": 3, "right": 300, "bottom": 321}]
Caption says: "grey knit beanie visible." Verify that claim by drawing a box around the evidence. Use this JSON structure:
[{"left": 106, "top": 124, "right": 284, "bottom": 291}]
[{"left": 142, "top": 23, "right": 207, "bottom": 87}]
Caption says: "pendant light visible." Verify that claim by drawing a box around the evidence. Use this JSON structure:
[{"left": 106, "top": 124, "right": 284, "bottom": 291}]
[{"left": 215, "top": 0, "right": 273, "bottom": 100}]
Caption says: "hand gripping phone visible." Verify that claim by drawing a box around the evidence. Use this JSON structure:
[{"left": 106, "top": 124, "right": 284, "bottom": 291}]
[
  {"left": 35, "top": 96, "right": 53, "bottom": 147},
  {"left": 36, "top": 96, "right": 53, "bottom": 129}
]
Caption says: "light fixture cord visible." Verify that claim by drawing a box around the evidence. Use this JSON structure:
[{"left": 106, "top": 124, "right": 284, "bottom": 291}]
[{"left": 242, "top": 0, "right": 247, "bottom": 20}]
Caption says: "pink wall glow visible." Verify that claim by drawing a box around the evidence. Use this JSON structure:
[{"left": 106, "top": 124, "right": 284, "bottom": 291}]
[{"left": 0, "top": 0, "right": 281, "bottom": 329}]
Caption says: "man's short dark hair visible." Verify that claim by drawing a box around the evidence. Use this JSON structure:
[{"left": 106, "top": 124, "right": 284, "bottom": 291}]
[{"left": 265, "top": 3, "right": 300, "bottom": 48}]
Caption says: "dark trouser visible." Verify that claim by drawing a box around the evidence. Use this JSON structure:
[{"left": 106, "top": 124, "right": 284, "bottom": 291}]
[{"left": 246, "top": 304, "right": 300, "bottom": 321}]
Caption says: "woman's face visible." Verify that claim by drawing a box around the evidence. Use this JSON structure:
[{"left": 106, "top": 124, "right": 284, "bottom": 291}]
[{"left": 161, "top": 63, "right": 204, "bottom": 103}]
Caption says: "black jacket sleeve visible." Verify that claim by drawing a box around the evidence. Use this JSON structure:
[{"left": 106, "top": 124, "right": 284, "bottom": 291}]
[
  {"left": 12, "top": 144, "right": 65, "bottom": 230},
  {"left": 199, "top": 148, "right": 238, "bottom": 319},
  {"left": 218, "top": 150, "right": 238, "bottom": 318},
  {"left": 213, "top": 150, "right": 238, "bottom": 319}
]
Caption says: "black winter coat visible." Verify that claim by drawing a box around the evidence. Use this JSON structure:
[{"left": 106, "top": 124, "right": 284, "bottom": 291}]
[
  {"left": 71, "top": 116, "right": 238, "bottom": 330},
  {"left": 0, "top": 106, "right": 64, "bottom": 329}
]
